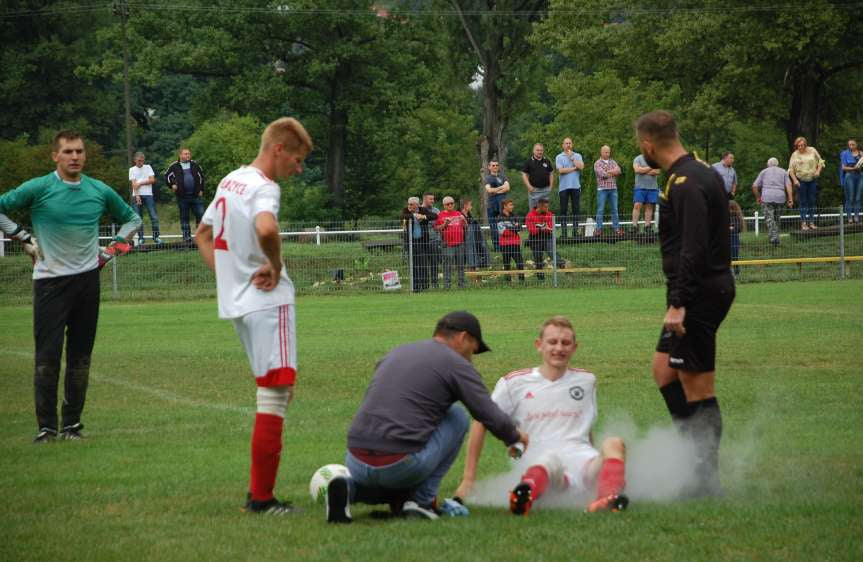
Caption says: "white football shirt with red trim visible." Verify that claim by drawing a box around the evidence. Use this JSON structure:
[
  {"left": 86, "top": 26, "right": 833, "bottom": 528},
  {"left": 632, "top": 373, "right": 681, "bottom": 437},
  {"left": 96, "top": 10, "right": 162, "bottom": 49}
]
[
  {"left": 491, "top": 367, "right": 597, "bottom": 449},
  {"left": 202, "top": 166, "right": 295, "bottom": 319}
]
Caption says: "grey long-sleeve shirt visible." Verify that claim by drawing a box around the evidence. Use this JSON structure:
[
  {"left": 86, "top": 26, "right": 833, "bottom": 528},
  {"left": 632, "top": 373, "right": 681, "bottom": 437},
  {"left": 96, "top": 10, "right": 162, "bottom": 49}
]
[{"left": 347, "top": 339, "right": 520, "bottom": 453}]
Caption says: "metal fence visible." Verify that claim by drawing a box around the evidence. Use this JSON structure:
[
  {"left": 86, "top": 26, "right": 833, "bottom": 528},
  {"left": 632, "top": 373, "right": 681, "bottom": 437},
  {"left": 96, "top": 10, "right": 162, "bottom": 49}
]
[{"left": 1, "top": 206, "right": 861, "bottom": 304}]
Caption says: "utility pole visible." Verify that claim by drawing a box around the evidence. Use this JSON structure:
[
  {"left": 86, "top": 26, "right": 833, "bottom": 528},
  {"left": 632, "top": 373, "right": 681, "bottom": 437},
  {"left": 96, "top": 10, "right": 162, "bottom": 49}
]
[{"left": 114, "top": 0, "right": 133, "bottom": 165}]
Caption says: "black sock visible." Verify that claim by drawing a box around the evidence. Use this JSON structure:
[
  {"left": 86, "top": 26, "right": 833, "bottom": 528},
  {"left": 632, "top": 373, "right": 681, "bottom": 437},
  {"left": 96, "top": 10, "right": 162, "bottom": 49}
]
[
  {"left": 688, "top": 397, "right": 723, "bottom": 493},
  {"left": 660, "top": 380, "right": 692, "bottom": 428}
]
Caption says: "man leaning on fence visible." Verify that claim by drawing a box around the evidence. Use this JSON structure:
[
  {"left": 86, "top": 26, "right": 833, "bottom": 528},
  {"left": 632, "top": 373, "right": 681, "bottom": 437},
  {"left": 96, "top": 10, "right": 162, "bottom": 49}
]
[
  {"left": 0, "top": 130, "right": 141, "bottom": 443},
  {"left": 752, "top": 157, "right": 793, "bottom": 246},
  {"left": 435, "top": 196, "right": 467, "bottom": 289},
  {"left": 401, "top": 196, "right": 430, "bottom": 291}
]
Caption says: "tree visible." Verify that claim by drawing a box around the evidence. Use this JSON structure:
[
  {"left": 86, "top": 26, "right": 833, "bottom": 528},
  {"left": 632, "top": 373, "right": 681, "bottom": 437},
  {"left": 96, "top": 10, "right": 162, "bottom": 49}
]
[{"left": 448, "top": 0, "right": 548, "bottom": 203}]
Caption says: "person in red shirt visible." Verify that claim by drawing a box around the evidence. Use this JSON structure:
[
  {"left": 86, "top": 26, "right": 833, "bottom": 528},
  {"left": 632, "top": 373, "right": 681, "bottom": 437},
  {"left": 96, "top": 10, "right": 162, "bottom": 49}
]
[
  {"left": 434, "top": 196, "right": 467, "bottom": 288},
  {"left": 495, "top": 199, "right": 525, "bottom": 283},
  {"left": 526, "top": 198, "right": 565, "bottom": 280}
]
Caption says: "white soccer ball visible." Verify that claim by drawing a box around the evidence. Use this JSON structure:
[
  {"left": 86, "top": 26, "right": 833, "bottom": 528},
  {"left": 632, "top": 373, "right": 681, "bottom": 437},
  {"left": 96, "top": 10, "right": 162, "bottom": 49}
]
[{"left": 309, "top": 463, "right": 350, "bottom": 503}]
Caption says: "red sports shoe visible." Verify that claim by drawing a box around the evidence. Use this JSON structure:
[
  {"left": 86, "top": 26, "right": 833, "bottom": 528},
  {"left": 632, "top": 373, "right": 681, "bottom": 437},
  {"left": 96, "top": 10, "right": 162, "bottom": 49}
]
[{"left": 586, "top": 493, "right": 629, "bottom": 513}]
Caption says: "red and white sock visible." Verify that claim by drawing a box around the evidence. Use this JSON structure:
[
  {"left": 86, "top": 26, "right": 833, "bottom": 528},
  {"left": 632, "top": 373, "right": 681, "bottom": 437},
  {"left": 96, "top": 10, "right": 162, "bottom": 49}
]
[
  {"left": 521, "top": 465, "right": 550, "bottom": 499},
  {"left": 595, "top": 458, "right": 625, "bottom": 499},
  {"left": 249, "top": 413, "right": 284, "bottom": 502}
]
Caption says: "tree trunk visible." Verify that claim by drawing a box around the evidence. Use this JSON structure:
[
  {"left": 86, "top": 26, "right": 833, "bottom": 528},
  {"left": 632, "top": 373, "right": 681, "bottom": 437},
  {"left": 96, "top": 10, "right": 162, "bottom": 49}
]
[
  {"left": 786, "top": 62, "right": 824, "bottom": 151},
  {"left": 477, "top": 49, "right": 507, "bottom": 224},
  {"left": 326, "top": 70, "right": 349, "bottom": 211}
]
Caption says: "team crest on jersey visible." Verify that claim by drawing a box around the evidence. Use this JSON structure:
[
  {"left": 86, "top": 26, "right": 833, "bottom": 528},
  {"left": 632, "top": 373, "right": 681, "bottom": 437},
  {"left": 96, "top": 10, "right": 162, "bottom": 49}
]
[{"left": 569, "top": 386, "right": 584, "bottom": 400}]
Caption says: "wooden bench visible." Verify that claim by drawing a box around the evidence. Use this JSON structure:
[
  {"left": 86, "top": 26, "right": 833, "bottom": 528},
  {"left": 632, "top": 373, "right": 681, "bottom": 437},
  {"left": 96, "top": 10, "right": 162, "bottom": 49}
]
[
  {"left": 466, "top": 267, "right": 626, "bottom": 283},
  {"left": 733, "top": 256, "right": 863, "bottom": 273},
  {"left": 362, "top": 240, "right": 402, "bottom": 253}
]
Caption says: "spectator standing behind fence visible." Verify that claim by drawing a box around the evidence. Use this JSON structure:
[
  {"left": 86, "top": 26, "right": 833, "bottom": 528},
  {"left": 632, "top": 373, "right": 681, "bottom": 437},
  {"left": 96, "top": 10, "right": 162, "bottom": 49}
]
[
  {"left": 421, "top": 192, "right": 441, "bottom": 288},
  {"left": 461, "top": 198, "right": 489, "bottom": 270},
  {"left": 839, "top": 138, "right": 862, "bottom": 224},
  {"left": 711, "top": 152, "right": 737, "bottom": 198},
  {"left": 484, "top": 161, "right": 510, "bottom": 250},
  {"left": 555, "top": 138, "right": 584, "bottom": 238},
  {"left": 752, "top": 157, "right": 793, "bottom": 247},
  {"left": 631, "top": 154, "right": 661, "bottom": 234},
  {"left": 522, "top": 143, "right": 554, "bottom": 210},
  {"left": 497, "top": 199, "right": 525, "bottom": 283},
  {"left": 0, "top": 130, "right": 141, "bottom": 443},
  {"left": 526, "top": 198, "right": 564, "bottom": 280},
  {"left": 435, "top": 196, "right": 467, "bottom": 289},
  {"left": 401, "top": 197, "right": 429, "bottom": 292},
  {"left": 128, "top": 151, "right": 162, "bottom": 246},
  {"left": 788, "top": 137, "right": 824, "bottom": 231},
  {"left": 593, "top": 145, "right": 623, "bottom": 236},
  {"left": 164, "top": 147, "right": 206, "bottom": 242},
  {"left": 728, "top": 200, "right": 745, "bottom": 276}
]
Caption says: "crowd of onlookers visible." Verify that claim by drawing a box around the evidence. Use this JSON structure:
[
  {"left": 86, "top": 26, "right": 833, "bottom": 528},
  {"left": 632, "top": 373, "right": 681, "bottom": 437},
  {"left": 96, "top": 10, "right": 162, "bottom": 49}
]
[{"left": 400, "top": 136, "right": 862, "bottom": 290}]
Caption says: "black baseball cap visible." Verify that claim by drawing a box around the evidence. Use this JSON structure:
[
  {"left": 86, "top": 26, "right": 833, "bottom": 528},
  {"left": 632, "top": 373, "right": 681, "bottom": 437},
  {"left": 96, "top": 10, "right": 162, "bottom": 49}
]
[{"left": 435, "top": 311, "right": 491, "bottom": 353}]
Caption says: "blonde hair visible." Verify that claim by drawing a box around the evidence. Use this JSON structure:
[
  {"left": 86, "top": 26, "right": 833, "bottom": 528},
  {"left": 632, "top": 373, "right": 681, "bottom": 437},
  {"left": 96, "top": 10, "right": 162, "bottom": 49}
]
[
  {"left": 538, "top": 316, "right": 575, "bottom": 339},
  {"left": 261, "top": 117, "right": 313, "bottom": 154},
  {"left": 794, "top": 136, "right": 807, "bottom": 149}
]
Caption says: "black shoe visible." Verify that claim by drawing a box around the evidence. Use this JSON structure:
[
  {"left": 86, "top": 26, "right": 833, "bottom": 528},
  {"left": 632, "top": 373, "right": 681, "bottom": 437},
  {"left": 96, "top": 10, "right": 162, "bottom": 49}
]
[
  {"left": 244, "top": 495, "right": 300, "bottom": 515},
  {"left": 60, "top": 423, "right": 84, "bottom": 441},
  {"left": 509, "top": 482, "right": 533, "bottom": 515},
  {"left": 33, "top": 428, "right": 57, "bottom": 443},
  {"left": 326, "top": 476, "right": 352, "bottom": 524}
]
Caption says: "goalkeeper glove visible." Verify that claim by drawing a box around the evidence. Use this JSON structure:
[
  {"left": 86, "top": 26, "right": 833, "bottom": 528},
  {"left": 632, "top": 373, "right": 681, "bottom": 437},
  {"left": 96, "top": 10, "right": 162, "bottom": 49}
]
[
  {"left": 98, "top": 237, "right": 131, "bottom": 270},
  {"left": 11, "top": 227, "right": 44, "bottom": 262}
]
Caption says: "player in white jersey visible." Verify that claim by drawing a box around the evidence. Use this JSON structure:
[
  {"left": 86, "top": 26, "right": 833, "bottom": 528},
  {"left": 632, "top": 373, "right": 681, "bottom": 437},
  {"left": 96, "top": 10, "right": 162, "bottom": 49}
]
[
  {"left": 195, "top": 117, "right": 312, "bottom": 515},
  {"left": 455, "top": 316, "right": 628, "bottom": 515}
]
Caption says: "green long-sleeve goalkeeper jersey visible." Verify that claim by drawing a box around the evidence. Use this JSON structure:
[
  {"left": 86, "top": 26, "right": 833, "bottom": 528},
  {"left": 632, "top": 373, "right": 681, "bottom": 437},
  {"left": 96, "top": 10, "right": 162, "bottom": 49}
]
[{"left": 0, "top": 172, "right": 140, "bottom": 279}]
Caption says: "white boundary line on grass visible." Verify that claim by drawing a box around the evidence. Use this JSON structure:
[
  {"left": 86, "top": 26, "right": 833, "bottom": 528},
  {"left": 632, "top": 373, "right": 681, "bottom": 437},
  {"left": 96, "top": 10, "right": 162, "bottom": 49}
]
[{"left": 0, "top": 349, "right": 253, "bottom": 415}]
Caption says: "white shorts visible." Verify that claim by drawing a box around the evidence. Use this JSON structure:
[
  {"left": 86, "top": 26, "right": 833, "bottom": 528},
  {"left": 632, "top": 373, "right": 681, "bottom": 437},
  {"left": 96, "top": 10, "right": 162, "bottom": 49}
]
[
  {"left": 523, "top": 444, "right": 600, "bottom": 494},
  {"left": 232, "top": 304, "right": 296, "bottom": 387}
]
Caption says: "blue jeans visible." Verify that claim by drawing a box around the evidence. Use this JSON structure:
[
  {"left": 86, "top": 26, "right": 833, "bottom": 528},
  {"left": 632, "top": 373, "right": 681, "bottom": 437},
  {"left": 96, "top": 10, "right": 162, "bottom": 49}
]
[
  {"left": 844, "top": 173, "right": 862, "bottom": 220},
  {"left": 595, "top": 189, "right": 619, "bottom": 230},
  {"left": 178, "top": 197, "right": 205, "bottom": 241},
  {"left": 345, "top": 405, "right": 469, "bottom": 506},
  {"left": 133, "top": 195, "right": 160, "bottom": 241},
  {"left": 797, "top": 180, "right": 817, "bottom": 223},
  {"left": 487, "top": 196, "right": 504, "bottom": 250}
]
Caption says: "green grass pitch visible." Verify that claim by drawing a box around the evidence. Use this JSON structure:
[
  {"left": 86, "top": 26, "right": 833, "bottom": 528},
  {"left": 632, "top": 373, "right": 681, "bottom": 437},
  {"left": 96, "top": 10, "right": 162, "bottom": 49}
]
[{"left": 1, "top": 281, "right": 862, "bottom": 561}]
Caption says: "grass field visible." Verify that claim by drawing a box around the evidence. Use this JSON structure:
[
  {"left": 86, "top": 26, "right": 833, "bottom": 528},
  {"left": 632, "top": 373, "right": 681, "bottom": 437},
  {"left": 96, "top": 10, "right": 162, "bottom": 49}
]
[{"left": 1, "top": 281, "right": 862, "bottom": 561}]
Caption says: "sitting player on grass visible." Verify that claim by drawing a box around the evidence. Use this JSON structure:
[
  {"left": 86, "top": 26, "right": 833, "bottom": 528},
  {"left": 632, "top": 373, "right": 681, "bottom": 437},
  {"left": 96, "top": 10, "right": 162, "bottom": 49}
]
[{"left": 454, "top": 315, "right": 629, "bottom": 515}]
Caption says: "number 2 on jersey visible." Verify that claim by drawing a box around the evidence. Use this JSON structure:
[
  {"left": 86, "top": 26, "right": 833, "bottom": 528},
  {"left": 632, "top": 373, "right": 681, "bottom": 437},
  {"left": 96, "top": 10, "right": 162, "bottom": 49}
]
[{"left": 214, "top": 197, "right": 229, "bottom": 251}]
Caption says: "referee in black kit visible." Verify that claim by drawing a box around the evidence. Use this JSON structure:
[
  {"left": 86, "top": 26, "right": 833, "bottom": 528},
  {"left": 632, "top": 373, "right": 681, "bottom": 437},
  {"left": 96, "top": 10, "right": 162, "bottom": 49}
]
[{"left": 635, "top": 110, "right": 735, "bottom": 497}]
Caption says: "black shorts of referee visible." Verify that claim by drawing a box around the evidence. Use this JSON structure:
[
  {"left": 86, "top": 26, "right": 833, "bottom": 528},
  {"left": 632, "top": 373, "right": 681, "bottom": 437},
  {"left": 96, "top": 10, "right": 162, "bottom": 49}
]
[{"left": 656, "top": 271, "right": 735, "bottom": 373}]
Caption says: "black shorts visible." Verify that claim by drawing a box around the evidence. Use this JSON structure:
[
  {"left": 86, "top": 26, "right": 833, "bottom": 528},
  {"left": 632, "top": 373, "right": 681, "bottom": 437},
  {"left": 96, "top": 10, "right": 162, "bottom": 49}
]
[{"left": 656, "top": 272, "right": 735, "bottom": 373}]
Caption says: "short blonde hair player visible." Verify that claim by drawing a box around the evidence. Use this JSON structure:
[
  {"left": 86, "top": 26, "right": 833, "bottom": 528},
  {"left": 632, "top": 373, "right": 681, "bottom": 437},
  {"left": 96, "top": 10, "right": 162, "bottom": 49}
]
[{"left": 195, "top": 117, "right": 311, "bottom": 514}]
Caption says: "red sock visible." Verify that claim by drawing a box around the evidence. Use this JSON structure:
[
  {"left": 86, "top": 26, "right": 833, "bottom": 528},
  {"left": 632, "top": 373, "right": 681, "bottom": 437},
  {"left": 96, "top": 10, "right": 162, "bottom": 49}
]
[
  {"left": 596, "top": 458, "right": 625, "bottom": 499},
  {"left": 249, "top": 413, "right": 284, "bottom": 502},
  {"left": 521, "top": 465, "right": 550, "bottom": 499}
]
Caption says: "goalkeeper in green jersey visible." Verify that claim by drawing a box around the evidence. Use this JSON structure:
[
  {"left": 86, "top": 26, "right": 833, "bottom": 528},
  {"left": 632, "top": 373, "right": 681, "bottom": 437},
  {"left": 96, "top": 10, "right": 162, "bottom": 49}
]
[{"left": 0, "top": 130, "right": 141, "bottom": 442}]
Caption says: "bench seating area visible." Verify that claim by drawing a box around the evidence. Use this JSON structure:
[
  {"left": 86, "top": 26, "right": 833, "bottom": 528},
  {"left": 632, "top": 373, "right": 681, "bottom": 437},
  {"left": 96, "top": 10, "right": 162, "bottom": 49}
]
[{"left": 466, "top": 266, "right": 626, "bottom": 283}]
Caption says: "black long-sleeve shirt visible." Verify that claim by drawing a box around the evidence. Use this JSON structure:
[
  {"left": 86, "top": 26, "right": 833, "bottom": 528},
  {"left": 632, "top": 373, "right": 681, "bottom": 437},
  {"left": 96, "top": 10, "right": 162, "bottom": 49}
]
[
  {"left": 659, "top": 153, "right": 732, "bottom": 307},
  {"left": 347, "top": 339, "right": 519, "bottom": 453}
]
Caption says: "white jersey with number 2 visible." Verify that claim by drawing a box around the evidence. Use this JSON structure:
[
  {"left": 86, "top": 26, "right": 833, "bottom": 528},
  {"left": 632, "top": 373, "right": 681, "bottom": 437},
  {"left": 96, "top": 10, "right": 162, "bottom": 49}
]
[
  {"left": 202, "top": 166, "right": 295, "bottom": 319},
  {"left": 492, "top": 367, "right": 597, "bottom": 452}
]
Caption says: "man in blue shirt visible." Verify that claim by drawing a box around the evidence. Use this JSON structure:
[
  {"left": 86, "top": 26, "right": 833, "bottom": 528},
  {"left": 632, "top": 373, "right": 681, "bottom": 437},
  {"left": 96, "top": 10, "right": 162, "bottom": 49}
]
[
  {"left": 555, "top": 138, "right": 584, "bottom": 238},
  {"left": 631, "top": 154, "right": 661, "bottom": 233},
  {"left": 164, "top": 147, "right": 206, "bottom": 243},
  {"left": 711, "top": 152, "right": 737, "bottom": 197},
  {"left": 839, "top": 138, "right": 862, "bottom": 224},
  {"left": 484, "top": 161, "right": 510, "bottom": 250}
]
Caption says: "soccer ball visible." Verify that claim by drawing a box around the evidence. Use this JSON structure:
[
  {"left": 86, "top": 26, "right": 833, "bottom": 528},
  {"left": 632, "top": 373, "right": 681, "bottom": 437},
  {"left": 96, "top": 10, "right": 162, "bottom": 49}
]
[{"left": 309, "top": 464, "right": 350, "bottom": 503}]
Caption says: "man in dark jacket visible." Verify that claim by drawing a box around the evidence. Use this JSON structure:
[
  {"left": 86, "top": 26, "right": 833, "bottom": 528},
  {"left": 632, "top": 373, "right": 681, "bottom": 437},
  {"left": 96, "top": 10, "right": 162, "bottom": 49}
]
[
  {"left": 164, "top": 147, "right": 205, "bottom": 242},
  {"left": 400, "top": 196, "right": 431, "bottom": 291},
  {"left": 325, "top": 311, "right": 528, "bottom": 523}
]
